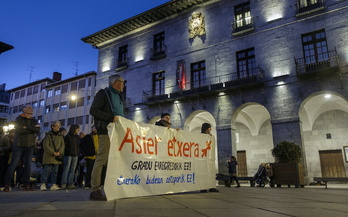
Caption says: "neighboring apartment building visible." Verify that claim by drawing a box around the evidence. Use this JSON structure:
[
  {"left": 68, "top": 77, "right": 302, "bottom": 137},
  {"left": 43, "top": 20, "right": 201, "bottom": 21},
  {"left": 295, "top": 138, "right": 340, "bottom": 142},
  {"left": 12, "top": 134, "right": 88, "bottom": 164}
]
[
  {"left": 82, "top": 0, "right": 348, "bottom": 182},
  {"left": 8, "top": 71, "right": 96, "bottom": 139},
  {"left": 0, "top": 84, "right": 10, "bottom": 127},
  {"left": 0, "top": 41, "right": 14, "bottom": 128}
]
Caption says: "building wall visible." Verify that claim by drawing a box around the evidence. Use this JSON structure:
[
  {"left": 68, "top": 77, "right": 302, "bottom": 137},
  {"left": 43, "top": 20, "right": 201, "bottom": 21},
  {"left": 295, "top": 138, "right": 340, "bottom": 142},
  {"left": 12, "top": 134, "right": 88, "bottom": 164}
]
[{"left": 93, "top": 0, "right": 348, "bottom": 181}]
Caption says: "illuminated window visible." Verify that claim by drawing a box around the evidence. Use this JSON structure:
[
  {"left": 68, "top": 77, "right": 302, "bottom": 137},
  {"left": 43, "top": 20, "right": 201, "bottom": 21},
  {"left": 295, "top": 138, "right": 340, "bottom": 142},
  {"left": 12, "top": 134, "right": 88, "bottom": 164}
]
[
  {"left": 39, "top": 100, "right": 45, "bottom": 107},
  {"left": 47, "top": 89, "right": 53, "bottom": 97},
  {"left": 234, "top": 1, "right": 253, "bottom": 32},
  {"left": 45, "top": 105, "right": 51, "bottom": 114},
  {"left": 53, "top": 103, "right": 59, "bottom": 112},
  {"left": 191, "top": 61, "right": 206, "bottom": 89},
  {"left": 302, "top": 29, "right": 328, "bottom": 64},
  {"left": 32, "top": 101, "right": 38, "bottom": 108},
  {"left": 297, "top": 0, "right": 324, "bottom": 14},
  {"left": 152, "top": 71, "right": 165, "bottom": 96},
  {"left": 54, "top": 87, "right": 61, "bottom": 96},
  {"left": 236, "top": 48, "right": 257, "bottom": 79},
  {"left": 60, "top": 101, "right": 67, "bottom": 110}
]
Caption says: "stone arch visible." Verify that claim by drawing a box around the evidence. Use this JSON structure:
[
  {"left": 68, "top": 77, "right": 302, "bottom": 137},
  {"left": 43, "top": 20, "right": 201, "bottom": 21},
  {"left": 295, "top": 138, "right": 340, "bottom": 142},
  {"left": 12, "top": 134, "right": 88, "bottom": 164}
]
[
  {"left": 148, "top": 116, "right": 160, "bottom": 125},
  {"left": 184, "top": 110, "right": 218, "bottom": 172},
  {"left": 231, "top": 102, "right": 274, "bottom": 176},
  {"left": 299, "top": 91, "right": 348, "bottom": 180}
]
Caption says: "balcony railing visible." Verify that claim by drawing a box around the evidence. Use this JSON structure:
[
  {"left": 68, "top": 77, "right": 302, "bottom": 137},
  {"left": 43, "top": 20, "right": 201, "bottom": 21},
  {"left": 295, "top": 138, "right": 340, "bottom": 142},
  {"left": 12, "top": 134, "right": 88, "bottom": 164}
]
[
  {"left": 295, "top": 49, "right": 339, "bottom": 78},
  {"left": 232, "top": 17, "right": 254, "bottom": 35},
  {"left": 296, "top": 0, "right": 325, "bottom": 16},
  {"left": 150, "top": 45, "right": 167, "bottom": 60},
  {"left": 142, "top": 67, "right": 264, "bottom": 104}
]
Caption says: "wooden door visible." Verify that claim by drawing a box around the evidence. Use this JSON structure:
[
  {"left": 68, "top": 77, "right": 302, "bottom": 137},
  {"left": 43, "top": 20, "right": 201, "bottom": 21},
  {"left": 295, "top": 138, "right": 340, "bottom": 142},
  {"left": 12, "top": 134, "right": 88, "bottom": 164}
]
[
  {"left": 237, "top": 151, "right": 248, "bottom": 177},
  {"left": 319, "top": 150, "right": 346, "bottom": 177}
]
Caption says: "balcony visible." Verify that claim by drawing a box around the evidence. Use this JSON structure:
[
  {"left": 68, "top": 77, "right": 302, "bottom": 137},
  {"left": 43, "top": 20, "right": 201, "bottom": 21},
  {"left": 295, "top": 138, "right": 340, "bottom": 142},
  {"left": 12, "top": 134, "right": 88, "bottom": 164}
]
[
  {"left": 295, "top": 49, "right": 339, "bottom": 79},
  {"left": 296, "top": 0, "right": 325, "bottom": 17},
  {"left": 150, "top": 45, "right": 167, "bottom": 60},
  {"left": 115, "top": 59, "right": 129, "bottom": 71},
  {"left": 141, "top": 67, "right": 264, "bottom": 105},
  {"left": 232, "top": 17, "right": 254, "bottom": 36}
]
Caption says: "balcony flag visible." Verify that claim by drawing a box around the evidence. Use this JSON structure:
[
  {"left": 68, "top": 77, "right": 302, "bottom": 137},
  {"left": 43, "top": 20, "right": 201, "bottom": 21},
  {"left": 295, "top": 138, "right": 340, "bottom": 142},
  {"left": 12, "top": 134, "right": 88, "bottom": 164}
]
[{"left": 177, "top": 61, "right": 186, "bottom": 90}]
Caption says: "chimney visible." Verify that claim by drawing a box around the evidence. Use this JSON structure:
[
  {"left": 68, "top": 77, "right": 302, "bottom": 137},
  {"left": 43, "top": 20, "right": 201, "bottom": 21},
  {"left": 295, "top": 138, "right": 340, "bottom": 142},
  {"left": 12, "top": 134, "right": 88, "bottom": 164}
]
[{"left": 53, "top": 72, "right": 62, "bottom": 81}]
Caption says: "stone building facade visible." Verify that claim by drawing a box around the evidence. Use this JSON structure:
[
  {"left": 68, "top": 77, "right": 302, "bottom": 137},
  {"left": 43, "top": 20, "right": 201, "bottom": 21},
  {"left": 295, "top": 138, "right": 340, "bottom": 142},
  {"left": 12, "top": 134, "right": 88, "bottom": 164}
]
[{"left": 82, "top": 0, "right": 348, "bottom": 183}]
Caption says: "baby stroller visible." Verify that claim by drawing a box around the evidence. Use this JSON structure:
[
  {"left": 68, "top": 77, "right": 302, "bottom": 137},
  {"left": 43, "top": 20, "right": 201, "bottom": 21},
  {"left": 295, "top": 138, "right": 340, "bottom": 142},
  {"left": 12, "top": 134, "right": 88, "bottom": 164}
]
[{"left": 254, "top": 163, "right": 274, "bottom": 187}]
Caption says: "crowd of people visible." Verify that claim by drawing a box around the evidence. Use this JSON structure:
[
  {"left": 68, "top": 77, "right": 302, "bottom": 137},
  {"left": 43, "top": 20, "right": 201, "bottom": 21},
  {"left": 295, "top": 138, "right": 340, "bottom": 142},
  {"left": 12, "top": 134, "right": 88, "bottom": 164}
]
[
  {"left": 0, "top": 105, "right": 101, "bottom": 194},
  {"left": 0, "top": 74, "right": 235, "bottom": 201}
]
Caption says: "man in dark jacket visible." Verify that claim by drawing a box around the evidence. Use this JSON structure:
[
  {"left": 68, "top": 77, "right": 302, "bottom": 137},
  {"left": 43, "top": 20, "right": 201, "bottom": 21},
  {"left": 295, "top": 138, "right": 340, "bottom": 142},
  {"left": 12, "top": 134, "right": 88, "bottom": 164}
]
[
  {"left": 155, "top": 113, "right": 172, "bottom": 128},
  {"left": 89, "top": 74, "right": 125, "bottom": 200},
  {"left": 3, "top": 105, "right": 40, "bottom": 192}
]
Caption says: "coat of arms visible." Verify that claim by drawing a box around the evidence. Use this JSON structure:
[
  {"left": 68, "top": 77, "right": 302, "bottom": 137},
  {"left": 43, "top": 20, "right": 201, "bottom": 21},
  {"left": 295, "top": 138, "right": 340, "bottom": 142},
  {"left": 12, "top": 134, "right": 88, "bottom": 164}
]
[{"left": 189, "top": 12, "right": 206, "bottom": 39}]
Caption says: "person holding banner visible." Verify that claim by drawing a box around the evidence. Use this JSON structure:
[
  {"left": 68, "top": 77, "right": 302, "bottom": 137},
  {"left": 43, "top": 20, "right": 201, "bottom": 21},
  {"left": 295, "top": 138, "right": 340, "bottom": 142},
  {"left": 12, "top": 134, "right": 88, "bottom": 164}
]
[
  {"left": 155, "top": 113, "right": 172, "bottom": 128},
  {"left": 201, "top": 123, "right": 219, "bottom": 193},
  {"left": 89, "top": 74, "right": 125, "bottom": 201}
]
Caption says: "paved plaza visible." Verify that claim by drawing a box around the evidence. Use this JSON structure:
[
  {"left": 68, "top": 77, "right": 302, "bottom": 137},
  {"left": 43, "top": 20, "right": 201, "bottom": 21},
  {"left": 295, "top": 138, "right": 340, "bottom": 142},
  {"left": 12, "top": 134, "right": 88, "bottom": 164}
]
[{"left": 0, "top": 184, "right": 348, "bottom": 217}]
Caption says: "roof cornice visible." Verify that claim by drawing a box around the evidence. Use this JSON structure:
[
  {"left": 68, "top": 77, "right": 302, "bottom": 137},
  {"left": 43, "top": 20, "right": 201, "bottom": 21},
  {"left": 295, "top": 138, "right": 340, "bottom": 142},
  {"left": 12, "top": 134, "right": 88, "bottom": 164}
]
[{"left": 81, "top": 0, "right": 212, "bottom": 47}]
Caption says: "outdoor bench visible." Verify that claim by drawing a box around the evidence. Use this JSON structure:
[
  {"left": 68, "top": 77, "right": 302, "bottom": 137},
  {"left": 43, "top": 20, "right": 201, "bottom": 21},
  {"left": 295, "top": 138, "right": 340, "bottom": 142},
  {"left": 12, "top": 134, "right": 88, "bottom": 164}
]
[
  {"left": 313, "top": 177, "right": 348, "bottom": 189},
  {"left": 216, "top": 174, "right": 255, "bottom": 187}
]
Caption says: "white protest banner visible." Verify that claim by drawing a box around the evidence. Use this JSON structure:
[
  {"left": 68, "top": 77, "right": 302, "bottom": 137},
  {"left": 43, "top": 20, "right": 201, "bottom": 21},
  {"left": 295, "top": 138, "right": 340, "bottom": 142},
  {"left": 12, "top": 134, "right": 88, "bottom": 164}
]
[{"left": 104, "top": 117, "right": 216, "bottom": 200}]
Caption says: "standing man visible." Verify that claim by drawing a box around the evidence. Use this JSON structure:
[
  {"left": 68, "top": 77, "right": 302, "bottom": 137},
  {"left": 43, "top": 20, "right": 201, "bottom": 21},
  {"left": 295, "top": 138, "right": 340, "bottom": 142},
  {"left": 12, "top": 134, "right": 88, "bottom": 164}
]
[
  {"left": 3, "top": 105, "right": 40, "bottom": 192},
  {"left": 89, "top": 74, "right": 125, "bottom": 200},
  {"left": 155, "top": 113, "right": 172, "bottom": 128}
]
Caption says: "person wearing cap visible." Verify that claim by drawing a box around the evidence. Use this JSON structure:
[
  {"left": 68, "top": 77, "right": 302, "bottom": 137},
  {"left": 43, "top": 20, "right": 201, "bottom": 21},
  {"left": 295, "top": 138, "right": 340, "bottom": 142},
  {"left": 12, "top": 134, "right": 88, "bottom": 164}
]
[{"left": 3, "top": 105, "right": 40, "bottom": 192}]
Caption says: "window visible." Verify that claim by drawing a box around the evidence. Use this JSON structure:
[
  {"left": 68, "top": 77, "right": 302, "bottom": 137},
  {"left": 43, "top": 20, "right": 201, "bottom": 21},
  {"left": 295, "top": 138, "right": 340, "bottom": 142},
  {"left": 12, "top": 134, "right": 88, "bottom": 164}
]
[
  {"left": 61, "top": 84, "right": 68, "bottom": 94},
  {"left": 37, "top": 115, "right": 42, "bottom": 124},
  {"left": 59, "top": 119, "right": 66, "bottom": 126},
  {"left": 117, "top": 45, "right": 128, "bottom": 67},
  {"left": 71, "top": 82, "right": 77, "bottom": 91},
  {"left": 301, "top": 29, "right": 328, "bottom": 64},
  {"left": 32, "top": 101, "right": 38, "bottom": 108},
  {"left": 47, "top": 89, "right": 53, "bottom": 97},
  {"left": 151, "top": 32, "right": 166, "bottom": 60},
  {"left": 45, "top": 105, "right": 51, "bottom": 114},
  {"left": 27, "top": 87, "right": 33, "bottom": 96},
  {"left": 154, "top": 32, "right": 165, "bottom": 53},
  {"left": 44, "top": 122, "right": 49, "bottom": 128},
  {"left": 86, "top": 115, "right": 89, "bottom": 124},
  {"left": 297, "top": 0, "right": 324, "bottom": 14},
  {"left": 236, "top": 48, "right": 257, "bottom": 78},
  {"left": 68, "top": 118, "right": 75, "bottom": 126},
  {"left": 76, "top": 116, "right": 83, "bottom": 125},
  {"left": 14, "top": 91, "right": 19, "bottom": 99},
  {"left": 88, "top": 77, "right": 92, "bottom": 87},
  {"left": 69, "top": 99, "right": 76, "bottom": 109},
  {"left": 54, "top": 87, "right": 61, "bottom": 96},
  {"left": 40, "top": 83, "right": 46, "bottom": 92},
  {"left": 87, "top": 96, "right": 92, "bottom": 105},
  {"left": 77, "top": 97, "right": 84, "bottom": 107},
  {"left": 53, "top": 103, "right": 59, "bottom": 112},
  {"left": 13, "top": 106, "right": 18, "bottom": 113},
  {"left": 20, "top": 90, "right": 25, "bottom": 98},
  {"left": 152, "top": 71, "right": 165, "bottom": 95},
  {"left": 191, "top": 61, "right": 206, "bottom": 89},
  {"left": 39, "top": 100, "right": 45, "bottom": 107},
  {"left": 60, "top": 101, "right": 67, "bottom": 110},
  {"left": 33, "top": 85, "right": 39, "bottom": 94},
  {"left": 79, "top": 79, "right": 86, "bottom": 89},
  {"left": 234, "top": 2, "right": 252, "bottom": 32}
]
